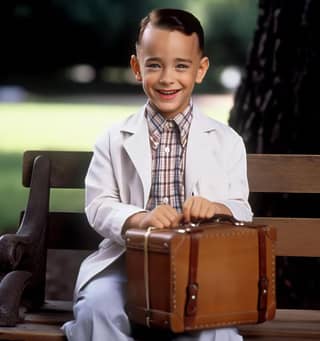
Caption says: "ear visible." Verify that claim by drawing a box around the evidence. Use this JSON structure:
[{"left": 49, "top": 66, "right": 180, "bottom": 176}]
[
  {"left": 130, "top": 55, "right": 142, "bottom": 82},
  {"left": 196, "top": 56, "right": 209, "bottom": 84}
]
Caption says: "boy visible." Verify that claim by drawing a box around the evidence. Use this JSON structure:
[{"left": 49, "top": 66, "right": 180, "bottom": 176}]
[{"left": 63, "top": 8, "right": 252, "bottom": 341}]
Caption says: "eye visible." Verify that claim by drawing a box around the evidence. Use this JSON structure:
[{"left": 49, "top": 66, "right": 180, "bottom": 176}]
[
  {"left": 176, "top": 64, "right": 189, "bottom": 70},
  {"left": 146, "top": 63, "right": 161, "bottom": 69}
]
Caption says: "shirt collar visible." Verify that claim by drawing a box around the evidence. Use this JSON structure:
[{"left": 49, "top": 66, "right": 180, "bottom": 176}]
[{"left": 145, "top": 101, "right": 193, "bottom": 148}]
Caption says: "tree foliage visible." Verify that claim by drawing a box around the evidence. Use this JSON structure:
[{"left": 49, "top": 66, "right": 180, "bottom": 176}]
[{"left": 2, "top": 0, "right": 257, "bottom": 87}]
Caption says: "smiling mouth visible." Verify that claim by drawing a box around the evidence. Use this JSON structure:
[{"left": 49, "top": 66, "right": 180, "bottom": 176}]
[{"left": 157, "top": 89, "right": 180, "bottom": 95}]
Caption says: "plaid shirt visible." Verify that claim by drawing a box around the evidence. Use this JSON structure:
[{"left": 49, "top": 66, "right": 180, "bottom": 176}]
[{"left": 145, "top": 102, "right": 193, "bottom": 212}]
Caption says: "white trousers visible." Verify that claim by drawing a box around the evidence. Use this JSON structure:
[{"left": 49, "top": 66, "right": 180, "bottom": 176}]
[{"left": 62, "top": 256, "right": 243, "bottom": 341}]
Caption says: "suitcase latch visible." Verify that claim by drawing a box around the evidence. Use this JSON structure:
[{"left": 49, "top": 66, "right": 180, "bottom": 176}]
[{"left": 185, "top": 283, "right": 199, "bottom": 316}]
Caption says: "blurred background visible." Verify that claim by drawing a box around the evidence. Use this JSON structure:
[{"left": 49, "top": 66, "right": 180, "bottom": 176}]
[{"left": 0, "top": 0, "right": 258, "bottom": 232}]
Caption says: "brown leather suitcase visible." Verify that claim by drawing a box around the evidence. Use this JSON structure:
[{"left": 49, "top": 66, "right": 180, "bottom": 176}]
[{"left": 125, "top": 216, "right": 276, "bottom": 333}]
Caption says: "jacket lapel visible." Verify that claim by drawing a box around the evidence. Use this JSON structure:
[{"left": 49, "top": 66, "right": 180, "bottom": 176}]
[
  {"left": 185, "top": 107, "right": 218, "bottom": 198},
  {"left": 121, "top": 108, "right": 152, "bottom": 208}
]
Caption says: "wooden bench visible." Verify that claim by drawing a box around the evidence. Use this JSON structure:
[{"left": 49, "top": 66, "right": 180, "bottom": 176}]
[{"left": 0, "top": 151, "right": 320, "bottom": 340}]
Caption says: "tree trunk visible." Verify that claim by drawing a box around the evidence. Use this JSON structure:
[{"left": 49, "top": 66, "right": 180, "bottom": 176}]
[{"left": 230, "top": 0, "right": 320, "bottom": 154}]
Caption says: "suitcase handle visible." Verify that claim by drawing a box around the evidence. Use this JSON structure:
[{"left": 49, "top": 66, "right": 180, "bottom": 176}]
[
  {"left": 184, "top": 214, "right": 245, "bottom": 229},
  {"left": 207, "top": 214, "right": 245, "bottom": 226}
]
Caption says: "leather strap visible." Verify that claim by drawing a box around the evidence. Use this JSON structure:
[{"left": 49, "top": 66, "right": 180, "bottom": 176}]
[
  {"left": 184, "top": 230, "right": 202, "bottom": 325},
  {"left": 143, "top": 227, "right": 157, "bottom": 328},
  {"left": 257, "top": 228, "right": 269, "bottom": 323}
]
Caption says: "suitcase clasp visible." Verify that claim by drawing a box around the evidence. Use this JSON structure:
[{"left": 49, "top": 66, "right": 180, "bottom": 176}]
[{"left": 185, "top": 283, "right": 199, "bottom": 316}]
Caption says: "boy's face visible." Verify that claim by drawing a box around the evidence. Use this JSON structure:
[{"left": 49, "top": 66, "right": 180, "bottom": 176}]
[{"left": 131, "top": 24, "right": 209, "bottom": 119}]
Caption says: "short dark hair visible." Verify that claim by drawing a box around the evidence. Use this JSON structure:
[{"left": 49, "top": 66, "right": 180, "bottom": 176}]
[{"left": 136, "top": 8, "right": 205, "bottom": 55}]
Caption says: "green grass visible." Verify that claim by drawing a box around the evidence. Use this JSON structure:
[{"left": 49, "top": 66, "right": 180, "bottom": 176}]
[
  {"left": 0, "top": 153, "right": 27, "bottom": 231},
  {"left": 0, "top": 152, "right": 87, "bottom": 231},
  {"left": 0, "top": 102, "right": 142, "bottom": 152},
  {"left": 0, "top": 97, "right": 231, "bottom": 152},
  {"left": 0, "top": 96, "right": 231, "bottom": 232},
  {"left": 0, "top": 102, "right": 142, "bottom": 232}
]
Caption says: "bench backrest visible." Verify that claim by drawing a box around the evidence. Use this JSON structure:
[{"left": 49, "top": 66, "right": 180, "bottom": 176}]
[
  {"left": 23, "top": 151, "right": 101, "bottom": 251},
  {"left": 247, "top": 154, "right": 320, "bottom": 257},
  {"left": 22, "top": 151, "right": 320, "bottom": 257}
]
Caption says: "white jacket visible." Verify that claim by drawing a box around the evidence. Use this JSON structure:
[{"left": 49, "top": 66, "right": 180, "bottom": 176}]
[{"left": 75, "top": 104, "right": 253, "bottom": 294}]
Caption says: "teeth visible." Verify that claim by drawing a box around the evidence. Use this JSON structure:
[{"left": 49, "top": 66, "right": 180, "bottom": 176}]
[{"left": 159, "top": 90, "right": 178, "bottom": 95}]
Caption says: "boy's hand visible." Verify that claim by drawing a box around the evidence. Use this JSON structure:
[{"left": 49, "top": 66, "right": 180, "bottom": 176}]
[
  {"left": 139, "top": 205, "right": 183, "bottom": 229},
  {"left": 123, "top": 205, "right": 183, "bottom": 232},
  {"left": 183, "top": 196, "right": 232, "bottom": 223}
]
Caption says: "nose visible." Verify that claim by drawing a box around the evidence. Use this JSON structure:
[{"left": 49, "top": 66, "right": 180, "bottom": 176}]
[{"left": 159, "top": 67, "right": 174, "bottom": 85}]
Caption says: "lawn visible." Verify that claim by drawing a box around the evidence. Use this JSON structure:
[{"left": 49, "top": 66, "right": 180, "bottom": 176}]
[{"left": 0, "top": 94, "right": 232, "bottom": 232}]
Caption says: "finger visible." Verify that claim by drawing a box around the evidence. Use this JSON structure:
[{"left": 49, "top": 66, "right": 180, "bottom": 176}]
[
  {"left": 205, "top": 205, "right": 216, "bottom": 219},
  {"left": 171, "top": 213, "right": 184, "bottom": 228},
  {"left": 154, "top": 211, "right": 174, "bottom": 228},
  {"left": 140, "top": 215, "right": 164, "bottom": 229},
  {"left": 190, "top": 198, "right": 201, "bottom": 221},
  {"left": 183, "top": 198, "right": 193, "bottom": 222},
  {"left": 168, "top": 210, "right": 183, "bottom": 228},
  {"left": 155, "top": 203, "right": 175, "bottom": 213},
  {"left": 154, "top": 205, "right": 180, "bottom": 228},
  {"left": 152, "top": 218, "right": 166, "bottom": 229},
  {"left": 199, "top": 200, "right": 209, "bottom": 219},
  {"left": 159, "top": 205, "right": 183, "bottom": 228}
]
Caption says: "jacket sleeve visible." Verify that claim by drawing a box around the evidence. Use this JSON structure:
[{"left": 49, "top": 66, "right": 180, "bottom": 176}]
[
  {"left": 217, "top": 133, "right": 253, "bottom": 222},
  {"left": 85, "top": 131, "right": 145, "bottom": 246}
]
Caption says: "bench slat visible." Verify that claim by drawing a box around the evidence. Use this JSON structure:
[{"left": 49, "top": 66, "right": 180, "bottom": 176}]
[
  {"left": 23, "top": 151, "right": 92, "bottom": 188},
  {"left": 23, "top": 152, "right": 320, "bottom": 193},
  {"left": 0, "top": 323, "right": 65, "bottom": 341},
  {"left": 0, "top": 301, "right": 72, "bottom": 340},
  {"left": 47, "top": 214, "right": 320, "bottom": 257},
  {"left": 239, "top": 309, "right": 320, "bottom": 340},
  {"left": 253, "top": 217, "right": 320, "bottom": 257},
  {"left": 248, "top": 154, "right": 320, "bottom": 193}
]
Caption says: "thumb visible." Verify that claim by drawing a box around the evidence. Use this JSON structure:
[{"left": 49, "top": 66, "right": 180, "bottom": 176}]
[{"left": 172, "top": 213, "right": 184, "bottom": 227}]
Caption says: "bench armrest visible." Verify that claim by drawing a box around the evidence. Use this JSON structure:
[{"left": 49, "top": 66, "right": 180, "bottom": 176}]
[
  {"left": 0, "top": 154, "right": 51, "bottom": 326},
  {"left": 0, "top": 234, "right": 31, "bottom": 271}
]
